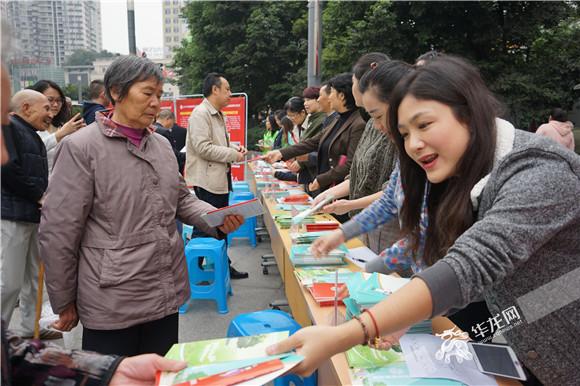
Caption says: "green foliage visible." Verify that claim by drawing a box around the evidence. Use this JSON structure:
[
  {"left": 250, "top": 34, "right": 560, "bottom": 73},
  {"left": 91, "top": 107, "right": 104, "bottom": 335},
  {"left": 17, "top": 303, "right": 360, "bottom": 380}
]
[
  {"left": 320, "top": 1, "right": 579, "bottom": 129},
  {"left": 174, "top": 1, "right": 307, "bottom": 114},
  {"left": 62, "top": 83, "right": 88, "bottom": 102},
  {"left": 247, "top": 125, "right": 265, "bottom": 152},
  {"left": 65, "top": 49, "right": 118, "bottom": 66},
  {"left": 174, "top": 1, "right": 579, "bottom": 131}
]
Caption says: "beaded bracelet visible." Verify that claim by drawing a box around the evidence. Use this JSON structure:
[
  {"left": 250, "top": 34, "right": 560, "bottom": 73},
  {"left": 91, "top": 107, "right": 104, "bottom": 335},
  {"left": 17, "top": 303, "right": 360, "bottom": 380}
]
[{"left": 352, "top": 314, "right": 370, "bottom": 346}]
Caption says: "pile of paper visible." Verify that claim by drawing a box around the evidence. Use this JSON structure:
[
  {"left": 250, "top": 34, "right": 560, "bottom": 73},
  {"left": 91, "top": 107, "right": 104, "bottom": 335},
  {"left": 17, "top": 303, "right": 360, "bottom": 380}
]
[
  {"left": 157, "top": 332, "right": 303, "bottom": 386},
  {"left": 275, "top": 203, "right": 311, "bottom": 212},
  {"left": 290, "top": 244, "right": 347, "bottom": 266},
  {"left": 274, "top": 214, "right": 316, "bottom": 229},
  {"left": 344, "top": 273, "right": 432, "bottom": 336},
  {"left": 290, "top": 230, "right": 329, "bottom": 244},
  {"left": 277, "top": 194, "right": 312, "bottom": 205},
  {"left": 294, "top": 267, "right": 356, "bottom": 286},
  {"left": 307, "top": 282, "right": 346, "bottom": 306}
]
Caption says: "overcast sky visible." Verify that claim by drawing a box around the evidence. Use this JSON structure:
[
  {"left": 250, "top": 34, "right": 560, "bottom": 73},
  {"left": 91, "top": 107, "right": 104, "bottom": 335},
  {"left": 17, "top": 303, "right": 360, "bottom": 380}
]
[{"left": 100, "top": 0, "right": 162, "bottom": 55}]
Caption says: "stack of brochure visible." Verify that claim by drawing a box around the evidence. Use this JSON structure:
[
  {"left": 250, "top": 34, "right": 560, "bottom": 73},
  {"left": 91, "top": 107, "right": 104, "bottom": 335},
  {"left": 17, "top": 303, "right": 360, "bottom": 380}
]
[
  {"left": 274, "top": 214, "right": 315, "bottom": 229},
  {"left": 289, "top": 244, "right": 347, "bottom": 266},
  {"left": 290, "top": 231, "right": 330, "bottom": 244},
  {"left": 294, "top": 267, "right": 357, "bottom": 286},
  {"left": 307, "top": 282, "right": 346, "bottom": 306},
  {"left": 275, "top": 203, "right": 311, "bottom": 211},
  {"left": 157, "top": 332, "right": 303, "bottom": 386},
  {"left": 343, "top": 273, "right": 432, "bottom": 336}
]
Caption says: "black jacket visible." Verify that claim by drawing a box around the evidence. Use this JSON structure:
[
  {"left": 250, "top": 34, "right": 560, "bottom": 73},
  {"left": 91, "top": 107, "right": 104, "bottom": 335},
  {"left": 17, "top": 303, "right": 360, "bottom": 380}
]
[
  {"left": 154, "top": 123, "right": 186, "bottom": 174},
  {"left": 82, "top": 101, "right": 106, "bottom": 125},
  {"left": 1, "top": 115, "right": 49, "bottom": 223},
  {"left": 171, "top": 124, "right": 187, "bottom": 152}
]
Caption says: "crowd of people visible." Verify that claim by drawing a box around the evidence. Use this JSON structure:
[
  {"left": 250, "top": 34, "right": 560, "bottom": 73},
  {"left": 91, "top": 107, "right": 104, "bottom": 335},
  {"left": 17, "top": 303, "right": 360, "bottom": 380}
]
[{"left": 0, "top": 30, "right": 579, "bottom": 386}]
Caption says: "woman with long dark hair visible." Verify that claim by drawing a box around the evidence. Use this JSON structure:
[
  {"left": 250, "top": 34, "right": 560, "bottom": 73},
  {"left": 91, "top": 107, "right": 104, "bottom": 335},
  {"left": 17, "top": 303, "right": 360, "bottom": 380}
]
[
  {"left": 312, "top": 53, "right": 401, "bottom": 261},
  {"left": 268, "top": 56, "right": 580, "bottom": 385},
  {"left": 29, "top": 80, "right": 85, "bottom": 170}
]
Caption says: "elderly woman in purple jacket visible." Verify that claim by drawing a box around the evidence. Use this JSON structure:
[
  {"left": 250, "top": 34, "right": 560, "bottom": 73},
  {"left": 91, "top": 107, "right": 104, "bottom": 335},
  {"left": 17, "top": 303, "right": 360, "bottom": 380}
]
[{"left": 39, "top": 56, "right": 243, "bottom": 357}]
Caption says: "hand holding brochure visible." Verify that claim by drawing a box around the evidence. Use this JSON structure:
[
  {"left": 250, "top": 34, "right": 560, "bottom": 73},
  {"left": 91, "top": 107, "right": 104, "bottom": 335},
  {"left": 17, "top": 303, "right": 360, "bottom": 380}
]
[{"left": 201, "top": 198, "right": 263, "bottom": 228}]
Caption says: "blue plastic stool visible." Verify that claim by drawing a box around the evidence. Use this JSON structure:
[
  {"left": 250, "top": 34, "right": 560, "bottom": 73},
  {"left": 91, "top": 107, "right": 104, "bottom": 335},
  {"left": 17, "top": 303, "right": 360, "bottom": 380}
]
[
  {"left": 232, "top": 181, "right": 250, "bottom": 191},
  {"left": 179, "top": 237, "right": 232, "bottom": 314},
  {"left": 227, "top": 216, "right": 257, "bottom": 247},
  {"left": 226, "top": 198, "right": 258, "bottom": 247},
  {"left": 226, "top": 310, "right": 317, "bottom": 386},
  {"left": 230, "top": 191, "right": 255, "bottom": 201}
]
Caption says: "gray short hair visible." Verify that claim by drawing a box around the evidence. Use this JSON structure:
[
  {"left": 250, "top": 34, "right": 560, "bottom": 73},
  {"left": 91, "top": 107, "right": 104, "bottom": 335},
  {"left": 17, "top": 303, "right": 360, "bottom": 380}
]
[
  {"left": 104, "top": 55, "right": 163, "bottom": 105},
  {"left": 158, "top": 109, "right": 175, "bottom": 120}
]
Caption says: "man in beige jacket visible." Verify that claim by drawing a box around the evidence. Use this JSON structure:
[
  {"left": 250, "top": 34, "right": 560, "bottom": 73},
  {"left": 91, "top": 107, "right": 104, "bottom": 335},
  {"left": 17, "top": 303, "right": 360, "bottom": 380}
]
[{"left": 185, "top": 73, "right": 249, "bottom": 279}]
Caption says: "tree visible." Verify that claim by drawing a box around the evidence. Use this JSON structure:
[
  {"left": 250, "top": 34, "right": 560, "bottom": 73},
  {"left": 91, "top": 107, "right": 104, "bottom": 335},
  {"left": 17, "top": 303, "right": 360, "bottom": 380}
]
[
  {"left": 320, "top": 1, "right": 578, "bottom": 129},
  {"left": 174, "top": 1, "right": 307, "bottom": 113},
  {"left": 65, "top": 49, "right": 118, "bottom": 66},
  {"left": 62, "top": 84, "right": 88, "bottom": 103},
  {"left": 174, "top": 1, "right": 579, "bottom": 131}
]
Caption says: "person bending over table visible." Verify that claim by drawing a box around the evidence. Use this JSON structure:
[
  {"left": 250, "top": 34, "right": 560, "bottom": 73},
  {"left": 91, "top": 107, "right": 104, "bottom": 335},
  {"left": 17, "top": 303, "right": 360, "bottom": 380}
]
[{"left": 268, "top": 56, "right": 580, "bottom": 386}]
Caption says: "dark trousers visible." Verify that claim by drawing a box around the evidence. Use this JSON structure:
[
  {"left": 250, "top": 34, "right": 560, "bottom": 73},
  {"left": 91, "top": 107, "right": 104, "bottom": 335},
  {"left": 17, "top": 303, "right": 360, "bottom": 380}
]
[
  {"left": 82, "top": 313, "right": 178, "bottom": 356},
  {"left": 193, "top": 186, "right": 229, "bottom": 209}
]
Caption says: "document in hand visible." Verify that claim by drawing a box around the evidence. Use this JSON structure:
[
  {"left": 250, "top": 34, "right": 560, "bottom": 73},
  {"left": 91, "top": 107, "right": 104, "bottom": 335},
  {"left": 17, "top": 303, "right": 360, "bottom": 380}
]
[
  {"left": 201, "top": 198, "right": 264, "bottom": 228},
  {"left": 157, "top": 331, "right": 303, "bottom": 386}
]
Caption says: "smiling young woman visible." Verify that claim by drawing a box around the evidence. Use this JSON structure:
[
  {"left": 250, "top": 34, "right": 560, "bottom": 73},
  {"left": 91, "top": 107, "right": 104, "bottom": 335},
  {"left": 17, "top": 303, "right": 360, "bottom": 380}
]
[{"left": 268, "top": 56, "right": 580, "bottom": 385}]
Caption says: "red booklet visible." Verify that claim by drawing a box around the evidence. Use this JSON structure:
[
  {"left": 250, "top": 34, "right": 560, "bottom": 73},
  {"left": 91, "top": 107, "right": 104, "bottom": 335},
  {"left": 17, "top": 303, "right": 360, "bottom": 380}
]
[
  {"left": 281, "top": 194, "right": 311, "bottom": 204},
  {"left": 305, "top": 222, "right": 340, "bottom": 232},
  {"left": 308, "top": 283, "right": 345, "bottom": 306},
  {"left": 173, "top": 358, "right": 284, "bottom": 386}
]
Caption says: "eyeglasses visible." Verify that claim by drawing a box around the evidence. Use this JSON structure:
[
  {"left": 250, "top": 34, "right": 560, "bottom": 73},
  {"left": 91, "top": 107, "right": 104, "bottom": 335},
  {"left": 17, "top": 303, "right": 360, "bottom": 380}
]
[{"left": 47, "top": 96, "right": 64, "bottom": 105}]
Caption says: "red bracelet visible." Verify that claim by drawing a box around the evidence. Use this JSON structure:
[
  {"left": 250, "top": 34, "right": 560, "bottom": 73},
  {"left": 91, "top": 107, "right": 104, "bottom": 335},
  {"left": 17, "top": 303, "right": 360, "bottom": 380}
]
[
  {"left": 353, "top": 315, "right": 369, "bottom": 346},
  {"left": 364, "top": 309, "right": 380, "bottom": 340}
]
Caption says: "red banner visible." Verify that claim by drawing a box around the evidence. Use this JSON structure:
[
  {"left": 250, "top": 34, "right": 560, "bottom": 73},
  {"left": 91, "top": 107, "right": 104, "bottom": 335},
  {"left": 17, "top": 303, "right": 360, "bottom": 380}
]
[
  {"left": 169, "top": 95, "right": 247, "bottom": 182},
  {"left": 160, "top": 100, "right": 174, "bottom": 112}
]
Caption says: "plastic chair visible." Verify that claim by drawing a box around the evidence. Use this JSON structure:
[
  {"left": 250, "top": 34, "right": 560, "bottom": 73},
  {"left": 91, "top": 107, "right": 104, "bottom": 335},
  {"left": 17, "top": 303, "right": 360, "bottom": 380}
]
[
  {"left": 226, "top": 197, "right": 258, "bottom": 247},
  {"left": 230, "top": 183, "right": 251, "bottom": 201},
  {"left": 226, "top": 310, "right": 317, "bottom": 386},
  {"left": 230, "top": 191, "right": 255, "bottom": 201},
  {"left": 179, "top": 237, "right": 232, "bottom": 314},
  {"left": 232, "top": 181, "right": 250, "bottom": 191},
  {"left": 227, "top": 216, "right": 257, "bottom": 247}
]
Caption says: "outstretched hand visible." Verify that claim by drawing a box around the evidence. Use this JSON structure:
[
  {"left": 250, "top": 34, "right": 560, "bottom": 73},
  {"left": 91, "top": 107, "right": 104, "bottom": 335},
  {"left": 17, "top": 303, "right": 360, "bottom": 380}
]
[
  {"left": 263, "top": 150, "right": 283, "bottom": 164},
  {"left": 110, "top": 354, "right": 187, "bottom": 386},
  {"left": 310, "top": 230, "right": 345, "bottom": 257},
  {"left": 266, "top": 325, "right": 342, "bottom": 377}
]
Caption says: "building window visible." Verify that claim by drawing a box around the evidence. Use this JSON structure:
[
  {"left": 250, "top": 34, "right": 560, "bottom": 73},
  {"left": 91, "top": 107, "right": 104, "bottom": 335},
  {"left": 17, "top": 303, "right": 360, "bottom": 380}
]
[
  {"left": 165, "top": 37, "right": 171, "bottom": 43},
  {"left": 165, "top": 18, "right": 170, "bottom": 24},
  {"left": 165, "top": 27, "right": 171, "bottom": 33},
  {"left": 173, "top": 8, "right": 178, "bottom": 14},
  {"left": 165, "top": 9, "right": 170, "bottom": 14},
  {"left": 173, "top": 36, "right": 179, "bottom": 42},
  {"left": 173, "top": 27, "right": 179, "bottom": 33}
]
